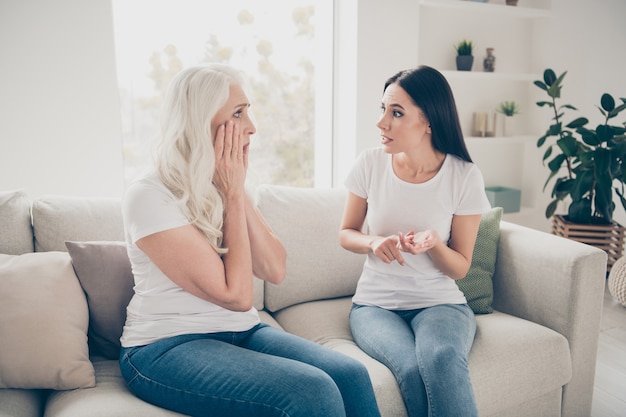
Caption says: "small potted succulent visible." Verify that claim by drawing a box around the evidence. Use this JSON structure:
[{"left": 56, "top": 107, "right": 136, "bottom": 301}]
[
  {"left": 497, "top": 100, "right": 520, "bottom": 136},
  {"left": 454, "top": 39, "right": 474, "bottom": 71}
]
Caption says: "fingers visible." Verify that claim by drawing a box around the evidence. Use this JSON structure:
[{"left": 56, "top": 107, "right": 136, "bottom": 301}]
[
  {"left": 373, "top": 236, "right": 405, "bottom": 265},
  {"left": 215, "top": 121, "right": 242, "bottom": 160}
]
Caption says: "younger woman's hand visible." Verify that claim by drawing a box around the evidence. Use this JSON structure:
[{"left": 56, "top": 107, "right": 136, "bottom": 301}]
[
  {"left": 371, "top": 235, "right": 405, "bottom": 265},
  {"left": 213, "top": 121, "right": 247, "bottom": 198},
  {"left": 397, "top": 230, "right": 437, "bottom": 254}
]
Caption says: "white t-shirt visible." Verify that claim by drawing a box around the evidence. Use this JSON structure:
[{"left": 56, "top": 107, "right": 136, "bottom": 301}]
[
  {"left": 120, "top": 172, "right": 260, "bottom": 347},
  {"left": 345, "top": 147, "right": 492, "bottom": 310}
]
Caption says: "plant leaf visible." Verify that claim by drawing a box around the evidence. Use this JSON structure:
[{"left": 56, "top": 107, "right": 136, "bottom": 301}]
[
  {"left": 548, "top": 153, "right": 567, "bottom": 172},
  {"left": 534, "top": 80, "right": 548, "bottom": 91},
  {"left": 568, "top": 198, "right": 592, "bottom": 224},
  {"left": 601, "top": 93, "right": 616, "bottom": 112},
  {"left": 566, "top": 117, "right": 588, "bottom": 129},
  {"left": 544, "top": 69, "right": 557, "bottom": 86},
  {"left": 556, "top": 135, "right": 578, "bottom": 157},
  {"left": 546, "top": 199, "right": 558, "bottom": 218}
]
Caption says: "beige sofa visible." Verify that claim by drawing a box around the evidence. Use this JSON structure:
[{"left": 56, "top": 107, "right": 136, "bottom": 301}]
[{"left": 0, "top": 185, "right": 608, "bottom": 417}]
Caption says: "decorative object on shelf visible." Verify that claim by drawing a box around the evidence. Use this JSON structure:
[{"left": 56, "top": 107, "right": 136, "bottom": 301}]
[
  {"left": 535, "top": 68, "right": 626, "bottom": 271},
  {"left": 505, "top": 0, "right": 519, "bottom": 5},
  {"left": 483, "top": 48, "right": 495, "bottom": 72},
  {"left": 485, "top": 186, "right": 521, "bottom": 213},
  {"left": 607, "top": 256, "right": 626, "bottom": 306},
  {"left": 496, "top": 100, "right": 519, "bottom": 136},
  {"left": 553, "top": 215, "right": 625, "bottom": 273},
  {"left": 454, "top": 39, "right": 473, "bottom": 71},
  {"left": 472, "top": 111, "right": 496, "bottom": 137}
]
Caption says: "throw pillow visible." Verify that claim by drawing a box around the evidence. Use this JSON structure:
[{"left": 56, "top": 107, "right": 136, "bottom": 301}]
[
  {"left": 457, "top": 207, "right": 503, "bottom": 314},
  {"left": 65, "top": 241, "right": 134, "bottom": 360},
  {"left": 0, "top": 252, "right": 95, "bottom": 389}
]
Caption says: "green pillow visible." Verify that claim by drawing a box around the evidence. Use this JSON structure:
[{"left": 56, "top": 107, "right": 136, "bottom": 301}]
[{"left": 457, "top": 207, "right": 503, "bottom": 314}]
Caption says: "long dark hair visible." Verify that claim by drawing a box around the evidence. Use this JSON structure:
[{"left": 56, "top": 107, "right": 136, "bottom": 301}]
[{"left": 384, "top": 66, "right": 472, "bottom": 163}]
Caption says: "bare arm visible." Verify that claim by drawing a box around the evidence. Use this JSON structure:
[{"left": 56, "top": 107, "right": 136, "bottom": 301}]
[
  {"left": 135, "top": 195, "right": 254, "bottom": 312},
  {"left": 339, "top": 192, "right": 407, "bottom": 264},
  {"left": 244, "top": 194, "right": 286, "bottom": 284}
]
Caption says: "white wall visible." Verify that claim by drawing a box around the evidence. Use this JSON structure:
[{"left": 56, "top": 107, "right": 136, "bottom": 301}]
[
  {"left": 1, "top": 0, "right": 625, "bottom": 230},
  {"left": 0, "top": 0, "right": 124, "bottom": 199}
]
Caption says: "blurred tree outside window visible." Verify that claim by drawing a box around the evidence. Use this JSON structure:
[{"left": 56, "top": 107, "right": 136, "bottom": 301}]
[{"left": 112, "top": 0, "right": 332, "bottom": 188}]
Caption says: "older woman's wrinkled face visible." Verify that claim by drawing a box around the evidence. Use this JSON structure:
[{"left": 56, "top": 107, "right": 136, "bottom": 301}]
[
  {"left": 211, "top": 84, "right": 256, "bottom": 151},
  {"left": 376, "top": 83, "right": 431, "bottom": 153}
]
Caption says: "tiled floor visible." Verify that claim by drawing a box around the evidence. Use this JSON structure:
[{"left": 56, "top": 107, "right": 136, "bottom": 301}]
[{"left": 591, "top": 285, "right": 626, "bottom": 417}]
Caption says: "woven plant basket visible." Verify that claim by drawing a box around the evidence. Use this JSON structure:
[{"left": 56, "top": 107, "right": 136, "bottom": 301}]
[
  {"left": 552, "top": 214, "right": 626, "bottom": 273},
  {"left": 608, "top": 256, "right": 626, "bottom": 307}
]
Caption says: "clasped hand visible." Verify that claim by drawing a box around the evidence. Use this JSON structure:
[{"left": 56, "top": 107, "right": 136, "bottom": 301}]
[
  {"left": 213, "top": 121, "right": 247, "bottom": 197},
  {"left": 371, "top": 230, "right": 438, "bottom": 265}
]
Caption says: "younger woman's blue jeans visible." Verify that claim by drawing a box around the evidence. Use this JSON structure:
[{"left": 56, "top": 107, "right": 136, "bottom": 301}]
[
  {"left": 350, "top": 303, "right": 478, "bottom": 417},
  {"left": 119, "top": 323, "right": 381, "bottom": 417}
]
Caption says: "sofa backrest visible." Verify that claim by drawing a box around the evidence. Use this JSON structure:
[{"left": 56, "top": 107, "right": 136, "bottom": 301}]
[
  {"left": 256, "top": 185, "right": 365, "bottom": 312},
  {"left": 0, "top": 189, "right": 34, "bottom": 255},
  {"left": 31, "top": 196, "right": 125, "bottom": 252}
]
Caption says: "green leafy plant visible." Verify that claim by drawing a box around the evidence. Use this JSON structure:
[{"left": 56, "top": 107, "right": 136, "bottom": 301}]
[
  {"left": 454, "top": 39, "right": 473, "bottom": 56},
  {"left": 534, "top": 68, "right": 626, "bottom": 224},
  {"left": 497, "top": 101, "right": 520, "bottom": 116}
]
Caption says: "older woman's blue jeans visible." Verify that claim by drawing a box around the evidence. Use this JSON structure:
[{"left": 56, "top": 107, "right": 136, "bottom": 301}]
[
  {"left": 350, "top": 303, "right": 478, "bottom": 417},
  {"left": 119, "top": 323, "right": 381, "bottom": 417}
]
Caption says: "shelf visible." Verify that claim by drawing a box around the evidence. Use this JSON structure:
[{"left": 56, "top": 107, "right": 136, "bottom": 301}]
[
  {"left": 466, "top": 134, "right": 536, "bottom": 144},
  {"left": 418, "top": 0, "right": 551, "bottom": 19},
  {"left": 441, "top": 70, "right": 539, "bottom": 82}
]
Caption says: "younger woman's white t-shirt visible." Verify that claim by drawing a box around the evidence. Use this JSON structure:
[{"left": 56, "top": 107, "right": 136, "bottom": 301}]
[
  {"left": 120, "top": 172, "right": 260, "bottom": 347},
  {"left": 345, "top": 147, "right": 492, "bottom": 310}
]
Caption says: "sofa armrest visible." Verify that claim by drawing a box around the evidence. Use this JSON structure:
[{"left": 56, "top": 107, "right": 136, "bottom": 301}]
[{"left": 492, "top": 221, "right": 607, "bottom": 417}]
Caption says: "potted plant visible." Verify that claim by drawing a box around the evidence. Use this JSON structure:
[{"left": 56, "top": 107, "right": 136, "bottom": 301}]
[
  {"left": 497, "top": 100, "right": 520, "bottom": 136},
  {"left": 454, "top": 39, "right": 473, "bottom": 71},
  {"left": 534, "top": 68, "right": 626, "bottom": 270}
]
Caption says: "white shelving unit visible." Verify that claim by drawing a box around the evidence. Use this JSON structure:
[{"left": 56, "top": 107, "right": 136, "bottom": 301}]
[{"left": 416, "top": 0, "right": 552, "bottom": 226}]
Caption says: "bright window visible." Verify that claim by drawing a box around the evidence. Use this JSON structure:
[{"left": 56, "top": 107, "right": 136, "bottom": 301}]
[{"left": 112, "top": 0, "right": 333, "bottom": 188}]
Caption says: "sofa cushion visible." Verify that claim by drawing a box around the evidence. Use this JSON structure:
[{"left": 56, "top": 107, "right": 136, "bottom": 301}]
[
  {"left": 256, "top": 185, "right": 366, "bottom": 312},
  {"left": 65, "top": 241, "right": 265, "bottom": 358},
  {"left": 456, "top": 207, "right": 503, "bottom": 314},
  {"left": 0, "top": 252, "right": 95, "bottom": 389},
  {"left": 45, "top": 359, "right": 187, "bottom": 417},
  {"left": 65, "top": 241, "right": 135, "bottom": 360},
  {"left": 31, "top": 196, "right": 124, "bottom": 252},
  {"left": 274, "top": 297, "right": 571, "bottom": 417},
  {"left": 0, "top": 189, "right": 34, "bottom": 255},
  {"left": 273, "top": 297, "right": 407, "bottom": 417},
  {"left": 0, "top": 388, "right": 47, "bottom": 417}
]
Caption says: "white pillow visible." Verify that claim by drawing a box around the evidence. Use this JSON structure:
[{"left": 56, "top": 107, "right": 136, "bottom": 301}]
[{"left": 0, "top": 252, "right": 95, "bottom": 389}]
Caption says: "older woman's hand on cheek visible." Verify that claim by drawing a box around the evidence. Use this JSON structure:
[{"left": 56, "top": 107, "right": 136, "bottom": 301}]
[{"left": 213, "top": 121, "right": 247, "bottom": 199}]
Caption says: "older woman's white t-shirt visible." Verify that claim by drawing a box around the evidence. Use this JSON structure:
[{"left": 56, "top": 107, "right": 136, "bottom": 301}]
[
  {"left": 345, "top": 147, "right": 492, "bottom": 310},
  {"left": 120, "top": 172, "right": 260, "bottom": 347}
]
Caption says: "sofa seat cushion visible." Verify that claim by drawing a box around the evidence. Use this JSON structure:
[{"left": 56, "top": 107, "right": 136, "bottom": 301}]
[
  {"left": 44, "top": 359, "right": 187, "bottom": 417},
  {"left": 0, "top": 388, "right": 47, "bottom": 417},
  {"left": 0, "top": 189, "right": 34, "bottom": 255},
  {"left": 273, "top": 298, "right": 572, "bottom": 417},
  {"left": 273, "top": 297, "right": 407, "bottom": 417}
]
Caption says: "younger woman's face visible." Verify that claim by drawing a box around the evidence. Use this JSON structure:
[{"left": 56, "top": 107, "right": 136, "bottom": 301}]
[
  {"left": 211, "top": 84, "right": 256, "bottom": 148},
  {"left": 376, "top": 83, "right": 431, "bottom": 153}
]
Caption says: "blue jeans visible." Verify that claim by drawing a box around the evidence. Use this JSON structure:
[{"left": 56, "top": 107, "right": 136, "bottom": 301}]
[
  {"left": 119, "top": 323, "right": 381, "bottom": 417},
  {"left": 350, "top": 303, "right": 478, "bottom": 417}
]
